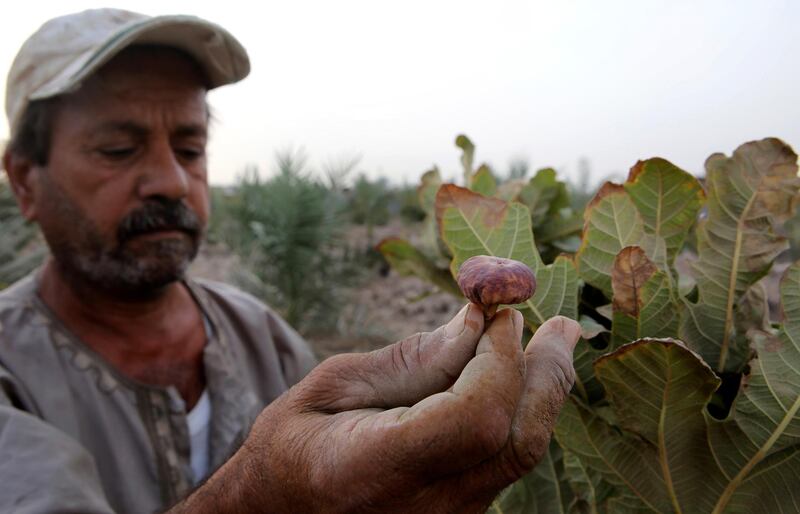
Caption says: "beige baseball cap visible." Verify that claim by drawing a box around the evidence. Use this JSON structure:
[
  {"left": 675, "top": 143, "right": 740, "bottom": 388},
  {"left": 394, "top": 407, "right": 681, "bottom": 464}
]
[{"left": 5, "top": 8, "right": 250, "bottom": 139}]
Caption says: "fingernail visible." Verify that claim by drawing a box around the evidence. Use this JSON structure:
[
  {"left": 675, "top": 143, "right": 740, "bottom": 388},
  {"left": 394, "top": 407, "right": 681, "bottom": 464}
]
[
  {"left": 511, "top": 309, "right": 523, "bottom": 339},
  {"left": 444, "top": 304, "right": 470, "bottom": 338},
  {"left": 559, "top": 317, "right": 581, "bottom": 351}
]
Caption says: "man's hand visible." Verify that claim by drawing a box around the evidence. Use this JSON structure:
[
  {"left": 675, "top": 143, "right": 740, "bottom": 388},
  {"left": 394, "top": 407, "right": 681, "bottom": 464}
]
[{"left": 173, "top": 304, "right": 580, "bottom": 514}]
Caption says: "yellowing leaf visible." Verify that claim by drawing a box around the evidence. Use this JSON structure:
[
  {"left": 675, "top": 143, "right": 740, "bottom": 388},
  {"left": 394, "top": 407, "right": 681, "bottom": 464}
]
[
  {"left": 576, "top": 183, "right": 661, "bottom": 298},
  {"left": 376, "top": 237, "right": 460, "bottom": 297},
  {"left": 611, "top": 246, "right": 679, "bottom": 346},
  {"left": 680, "top": 138, "right": 800, "bottom": 373},
  {"left": 706, "top": 260, "right": 800, "bottom": 513},
  {"left": 557, "top": 339, "right": 724, "bottom": 513},
  {"left": 559, "top": 260, "right": 800, "bottom": 514}
]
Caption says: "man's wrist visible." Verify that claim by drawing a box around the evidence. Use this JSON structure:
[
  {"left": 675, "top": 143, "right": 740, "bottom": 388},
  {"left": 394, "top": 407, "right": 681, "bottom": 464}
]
[{"left": 165, "top": 443, "right": 271, "bottom": 514}]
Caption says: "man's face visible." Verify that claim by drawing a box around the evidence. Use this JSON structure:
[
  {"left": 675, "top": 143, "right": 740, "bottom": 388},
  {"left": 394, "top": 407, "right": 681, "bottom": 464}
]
[{"left": 32, "top": 47, "right": 210, "bottom": 297}]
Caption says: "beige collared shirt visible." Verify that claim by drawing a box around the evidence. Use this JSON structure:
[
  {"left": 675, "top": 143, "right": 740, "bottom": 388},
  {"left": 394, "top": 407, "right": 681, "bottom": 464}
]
[{"left": 0, "top": 273, "right": 317, "bottom": 513}]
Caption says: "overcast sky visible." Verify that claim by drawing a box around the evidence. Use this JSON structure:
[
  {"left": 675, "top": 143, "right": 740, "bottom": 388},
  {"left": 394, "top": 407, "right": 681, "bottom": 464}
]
[{"left": 2, "top": 0, "right": 798, "bottom": 186}]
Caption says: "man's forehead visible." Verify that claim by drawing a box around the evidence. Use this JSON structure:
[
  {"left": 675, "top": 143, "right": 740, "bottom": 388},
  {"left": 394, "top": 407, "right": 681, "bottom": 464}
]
[
  {"left": 89, "top": 46, "right": 209, "bottom": 96},
  {"left": 57, "top": 47, "right": 210, "bottom": 126}
]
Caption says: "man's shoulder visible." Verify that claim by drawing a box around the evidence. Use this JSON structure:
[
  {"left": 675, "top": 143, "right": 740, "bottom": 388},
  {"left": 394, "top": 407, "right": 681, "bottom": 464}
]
[
  {"left": 0, "top": 273, "right": 38, "bottom": 313},
  {"left": 187, "top": 277, "right": 318, "bottom": 384},
  {"left": 187, "top": 277, "right": 275, "bottom": 317},
  {"left": 186, "top": 277, "right": 297, "bottom": 342}
]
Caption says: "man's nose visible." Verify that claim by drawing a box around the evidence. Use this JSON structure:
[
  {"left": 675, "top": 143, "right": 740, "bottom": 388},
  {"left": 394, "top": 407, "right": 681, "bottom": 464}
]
[{"left": 136, "top": 140, "right": 190, "bottom": 200}]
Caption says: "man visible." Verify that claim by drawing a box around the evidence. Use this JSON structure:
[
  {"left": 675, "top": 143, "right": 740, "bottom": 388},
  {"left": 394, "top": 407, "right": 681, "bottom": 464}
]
[{"left": 0, "top": 8, "right": 581, "bottom": 514}]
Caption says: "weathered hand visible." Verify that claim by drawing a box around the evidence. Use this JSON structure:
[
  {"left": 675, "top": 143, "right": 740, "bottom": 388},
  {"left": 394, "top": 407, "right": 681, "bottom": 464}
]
[{"left": 176, "top": 303, "right": 580, "bottom": 514}]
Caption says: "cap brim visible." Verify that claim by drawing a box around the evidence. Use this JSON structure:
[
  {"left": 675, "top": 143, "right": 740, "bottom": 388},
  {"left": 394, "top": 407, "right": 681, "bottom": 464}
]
[{"left": 30, "top": 14, "right": 250, "bottom": 100}]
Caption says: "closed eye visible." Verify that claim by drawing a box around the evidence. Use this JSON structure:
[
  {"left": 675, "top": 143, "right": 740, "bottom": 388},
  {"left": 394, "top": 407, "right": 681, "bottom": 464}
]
[
  {"left": 99, "top": 147, "right": 136, "bottom": 160},
  {"left": 176, "top": 148, "right": 205, "bottom": 161}
]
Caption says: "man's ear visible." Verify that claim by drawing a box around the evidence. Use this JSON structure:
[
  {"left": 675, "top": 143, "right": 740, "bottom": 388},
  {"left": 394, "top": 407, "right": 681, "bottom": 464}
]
[{"left": 2, "top": 149, "right": 39, "bottom": 221}]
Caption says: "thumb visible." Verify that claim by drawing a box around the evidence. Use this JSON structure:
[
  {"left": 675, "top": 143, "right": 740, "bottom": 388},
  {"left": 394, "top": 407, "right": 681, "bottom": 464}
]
[{"left": 295, "top": 303, "right": 485, "bottom": 411}]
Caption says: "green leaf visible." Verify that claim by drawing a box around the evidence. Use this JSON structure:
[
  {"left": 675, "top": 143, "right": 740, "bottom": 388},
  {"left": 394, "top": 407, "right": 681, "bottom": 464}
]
[
  {"left": 564, "top": 448, "right": 646, "bottom": 514},
  {"left": 560, "top": 292, "right": 800, "bottom": 514},
  {"left": 579, "top": 315, "right": 608, "bottom": 340},
  {"left": 489, "top": 442, "right": 574, "bottom": 514},
  {"left": 707, "top": 260, "right": 800, "bottom": 514},
  {"left": 436, "top": 184, "right": 542, "bottom": 272},
  {"left": 735, "top": 280, "right": 771, "bottom": 336},
  {"left": 415, "top": 168, "right": 450, "bottom": 260},
  {"left": 417, "top": 167, "right": 442, "bottom": 215},
  {"left": 536, "top": 212, "right": 583, "bottom": 246},
  {"left": 557, "top": 339, "right": 723, "bottom": 513},
  {"left": 595, "top": 304, "right": 613, "bottom": 321},
  {"left": 563, "top": 450, "right": 609, "bottom": 514},
  {"left": 571, "top": 340, "right": 609, "bottom": 404},
  {"left": 680, "top": 138, "right": 800, "bottom": 373},
  {"left": 455, "top": 134, "right": 476, "bottom": 184},
  {"left": 575, "top": 183, "right": 661, "bottom": 298},
  {"left": 518, "top": 168, "right": 570, "bottom": 229},
  {"left": 611, "top": 246, "right": 679, "bottom": 346},
  {"left": 470, "top": 164, "right": 498, "bottom": 196},
  {"left": 508, "top": 168, "right": 582, "bottom": 261},
  {"left": 532, "top": 255, "right": 580, "bottom": 323},
  {"left": 624, "top": 158, "right": 705, "bottom": 265},
  {"left": 435, "top": 184, "right": 579, "bottom": 328},
  {"left": 722, "top": 446, "right": 800, "bottom": 514},
  {"left": 597, "top": 340, "right": 722, "bottom": 512},
  {"left": 555, "top": 393, "right": 672, "bottom": 513},
  {"left": 376, "top": 237, "right": 460, "bottom": 297}
]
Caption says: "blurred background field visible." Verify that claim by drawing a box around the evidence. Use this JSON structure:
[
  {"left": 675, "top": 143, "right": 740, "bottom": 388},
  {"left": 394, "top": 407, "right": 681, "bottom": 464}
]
[
  {"left": 175, "top": 141, "right": 597, "bottom": 359},
  {"left": 3, "top": 136, "right": 799, "bottom": 361},
  {"left": 0, "top": 138, "right": 591, "bottom": 358},
  {"left": 3, "top": 1, "right": 800, "bottom": 360}
]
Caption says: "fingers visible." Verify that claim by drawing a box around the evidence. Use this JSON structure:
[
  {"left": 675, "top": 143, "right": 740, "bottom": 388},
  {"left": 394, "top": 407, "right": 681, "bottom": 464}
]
[
  {"left": 294, "top": 303, "right": 485, "bottom": 412},
  {"left": 509, "top": 316, "right": 580, "bottom": 467},
  {"left": 458, "top": 315, "right": 580, "bottom": 491},
  {"left": 377, "top": 308, "right": 526, "bottom": 474}
]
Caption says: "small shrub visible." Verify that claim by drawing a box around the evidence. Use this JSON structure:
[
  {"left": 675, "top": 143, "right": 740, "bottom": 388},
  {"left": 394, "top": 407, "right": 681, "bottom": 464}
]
[
  {"left": 0, "top": 178, "right": 46, "bottom": 289},
  {"left": 217, "top": 152, "right": 362, "bottom": 333}
]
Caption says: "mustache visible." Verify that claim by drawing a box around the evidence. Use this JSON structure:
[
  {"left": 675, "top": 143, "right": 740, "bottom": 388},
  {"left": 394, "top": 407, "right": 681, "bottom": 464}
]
[{"left": 117, "top": 199, "right": 202, "bottom": 242}]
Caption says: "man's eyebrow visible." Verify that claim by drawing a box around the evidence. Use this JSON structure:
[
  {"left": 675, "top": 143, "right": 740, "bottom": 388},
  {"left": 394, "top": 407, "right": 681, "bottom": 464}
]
[
  {"left": 89, "top": 121, "right": 149, "bottom": 138},
  {"left": 173, "top": 123, "right": 208, "bottom": 139},
  {"left": 88, "top": 121, "right": 207, "bottom": 139}
]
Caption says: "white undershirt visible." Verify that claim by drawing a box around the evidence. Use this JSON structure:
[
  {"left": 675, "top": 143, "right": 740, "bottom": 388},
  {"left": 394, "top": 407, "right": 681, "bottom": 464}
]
[{"left": 186, "top": 389, "right": 212, "bottom": 484}]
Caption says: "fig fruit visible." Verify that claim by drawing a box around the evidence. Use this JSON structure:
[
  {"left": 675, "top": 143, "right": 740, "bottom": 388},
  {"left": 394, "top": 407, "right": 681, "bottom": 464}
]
[{"left": 456, "top": 255, "right": 536, "bottom": 319}]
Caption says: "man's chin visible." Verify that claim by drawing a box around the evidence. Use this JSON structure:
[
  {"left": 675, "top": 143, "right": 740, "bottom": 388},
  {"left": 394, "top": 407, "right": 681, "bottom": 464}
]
[
  {"left": 114, "top": 247, "right": 197, "bottom": 292},
  {"left": 55, "top": 239, "right": 200, "bottom": 299},
  {"left": 87, "top": 259, "right": 191, "bottom": 300}
]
